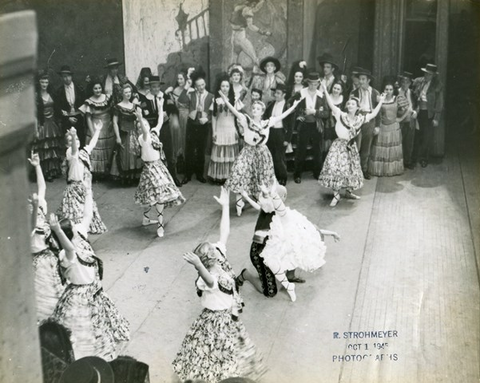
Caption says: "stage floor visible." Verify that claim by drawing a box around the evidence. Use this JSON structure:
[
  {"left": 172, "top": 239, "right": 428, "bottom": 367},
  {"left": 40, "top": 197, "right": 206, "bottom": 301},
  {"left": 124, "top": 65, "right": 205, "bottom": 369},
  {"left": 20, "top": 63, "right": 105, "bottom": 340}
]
[{"left": 38, "top": 139, "right": 480, "bottom": 383}]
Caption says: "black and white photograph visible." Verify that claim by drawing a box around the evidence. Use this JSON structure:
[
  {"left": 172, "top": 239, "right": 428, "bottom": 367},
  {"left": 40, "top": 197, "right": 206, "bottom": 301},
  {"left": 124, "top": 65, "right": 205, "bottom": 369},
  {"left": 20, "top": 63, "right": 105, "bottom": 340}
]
[{"left": 0, "top": 0, "right": 479, "bottom": 382}]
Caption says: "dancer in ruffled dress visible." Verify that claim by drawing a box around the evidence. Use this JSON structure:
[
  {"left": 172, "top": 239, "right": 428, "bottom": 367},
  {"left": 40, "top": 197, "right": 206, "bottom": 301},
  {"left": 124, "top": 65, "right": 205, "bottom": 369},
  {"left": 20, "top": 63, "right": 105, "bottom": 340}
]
[
  {"left": 239, "top": 184, "right": 340, "bottom": 301},
  {"left": 51, "top": 189, "right": 130, "bottom": 361},
  {"left": 57, "top": 122, "right": 107, "bottom": 234},
  {"left": 172, "top": 187, "right": 265, "bottom": 383},
  {"left": 134, "top": 105, "right": 185, "bottom": 238},
  {"left": 318, "top": 82, "right": 385, "bottom": 207},
  {"left": 219, "top": 90, "right": 301, "bottom": 216},
  {"left": 33, "top": 71, "right": 63, "bottom": 181},
  {"left": 208, "top": 78, "right": 240, "bottom": 184},
  {"left": 79, "top": 78, "right": 115, "bottom": 177},
  {"left": 29, "top": 153, "right": 65, "bottom": 322}
]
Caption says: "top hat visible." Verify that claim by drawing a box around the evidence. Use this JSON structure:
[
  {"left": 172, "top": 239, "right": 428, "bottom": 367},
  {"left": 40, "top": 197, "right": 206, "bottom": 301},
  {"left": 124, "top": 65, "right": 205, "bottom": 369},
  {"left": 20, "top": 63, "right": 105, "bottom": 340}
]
[
  {"left": 421, "top": 63, "right": 438, "bottom": 75},
  {"left": 148, "top": 75, "right": 164, "bottom": 84},
  {"left": 317, "top": 53, "right": 338, "bottom": 69},
  {"left": 306, "top": 72, "right": 321, "bottom": 82},
  {"left": 59, "top": 357, "right": 114, "bottom": 383},
  {"left": 104, "top": 58, "right": 122, "bottom": 68},
  {"left": 355, "top": 68, "right": 375, "bottom": 80},
  {"left": 398, "top": 71, "right": 413, "bottom": 80},
  {"left": 57, "top": 65, "right": 73, "bottom": 75},
  {"left": 260, "top": 56, "right": 281, "bottom": 73},
  {"left": 109, "top": 356, "right": 150, "bottom": 383},
  {"left": 272, "top": 83, "right": 287, "bottom": 93}
]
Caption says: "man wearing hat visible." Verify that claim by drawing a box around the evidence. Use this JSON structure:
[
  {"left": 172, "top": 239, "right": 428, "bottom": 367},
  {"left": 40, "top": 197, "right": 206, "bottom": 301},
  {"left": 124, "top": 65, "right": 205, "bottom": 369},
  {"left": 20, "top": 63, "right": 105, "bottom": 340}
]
[
  {"left": 350, "top": 68, "right": 381, "bottom": 179},
  {"left": 293, "top": 72, "right": 329, "bottom": 183},
  {"left": 59, "top": 356, "right": 114, "bottom": 383},
  {"left": 101, "top": 57, "right": 135, "bottom": 104},
  {"left": 397, "top": 71, "right": 417, "bottom": 169},
  {"left": 317, "top": 53, "right": 340, "bottom": 94},
  {"left": 251, "top": 56, "right": 286, "bottom": 106},
  {"left": 412, "top": 63, "right": 444, "bottom": 168},
  {"left": 55, "top": 65, "right": 87, "bottom": 146},
  {"left": 263, "top": 83, "right": 293, "bottom": 185}
]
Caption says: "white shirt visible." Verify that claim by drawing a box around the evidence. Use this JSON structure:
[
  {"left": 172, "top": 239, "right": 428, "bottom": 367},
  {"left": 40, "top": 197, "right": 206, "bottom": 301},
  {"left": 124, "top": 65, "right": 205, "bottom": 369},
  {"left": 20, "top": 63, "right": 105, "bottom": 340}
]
[
  {"left": 104, "top": 75, "right": 120, "bottom": 96},
  {"left": 301, "top": 88, "right": 322, "bottom": 110},
  {"left": 197, "top": 271, "right": 234, "bottom": 311},
  {"left": 271, "top": 100, "right": 285, "bottom": 128},
  {"left": 138, "top": 133, "right": 160, "bottom": 162},
  {"left": 359, "top": 86, "right": 372, "bottom": 112},
  {"left": 65, "top": 83, "right": 75, "bottom": 107}
]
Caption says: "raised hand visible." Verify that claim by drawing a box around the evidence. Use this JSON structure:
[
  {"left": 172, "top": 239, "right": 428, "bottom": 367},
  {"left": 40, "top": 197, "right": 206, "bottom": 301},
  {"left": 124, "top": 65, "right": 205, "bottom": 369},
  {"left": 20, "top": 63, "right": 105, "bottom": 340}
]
[
  {"left": 378, "top": 93, "right": 387, "bottom": 103},
  {"left": 331, "top": 232, "right": 341, "bottom": 242},
  {"left": 183, "top": 251, "right": 202, "bottom": 267},
  {"left": 69, "top": 127, "right": 77, "bottom": 137},
  {"left": 48, "top": 213, "right": 60, "bottom": 230},
  {"left": 28, "top": 152, "right": 40, "bottom": 167},
  {"left": 213, "top": 186, "right": 230, "bottom": 207}
]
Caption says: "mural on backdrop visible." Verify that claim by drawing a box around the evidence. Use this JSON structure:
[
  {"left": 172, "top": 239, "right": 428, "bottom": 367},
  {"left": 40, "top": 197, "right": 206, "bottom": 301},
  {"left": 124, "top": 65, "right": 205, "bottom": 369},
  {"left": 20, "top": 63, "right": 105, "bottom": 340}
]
[
  {"left": 123, "top": 0, "right": 209, "bottom": 87},
  {"left": 223, "top": 0, "right": 287, "bottom": 87}
]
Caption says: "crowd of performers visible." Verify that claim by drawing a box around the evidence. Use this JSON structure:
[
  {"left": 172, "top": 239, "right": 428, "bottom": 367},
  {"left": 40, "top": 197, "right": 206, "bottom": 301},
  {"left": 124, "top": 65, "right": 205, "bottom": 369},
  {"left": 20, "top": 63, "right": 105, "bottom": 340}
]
[{"left": 29, "top": 55, "right": 443, "bottom": 382}]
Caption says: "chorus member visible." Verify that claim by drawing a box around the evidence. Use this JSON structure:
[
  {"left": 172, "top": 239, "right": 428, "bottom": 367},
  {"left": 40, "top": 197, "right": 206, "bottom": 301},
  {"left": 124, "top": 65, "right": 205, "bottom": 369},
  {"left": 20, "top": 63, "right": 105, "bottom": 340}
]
[
  {"left": 368, "top": 81, "right": 408, "bottom": 177},
  {"left": 58, "top": 125, "right": 107, "bottom": 233},
  {"left": 51, "top": 190, "right": 129, "bottom": 361},
  {"left": 55, "top": 65, "right": 87, "bottom": 146},
  {"left": 79, "top": 78, "right": 115, "bottom": 178},
  {"left": 264, "top": 84, "right": 292, "bottom": 185},
  {"left": 286, "top": 60, "right": 307, "bottom": 99},
  {"left": 135, "top": 67, "right": 152, "bottom": 98},
  {"left": 323, "top": 81, "right": 345, "bottom": 157},
  {"left": 229, "top": 65, "right": 248, "bottom": 111},
  {"left": 412, "top": 63, "right": 444, "bottom": 168},
  {"left": 182, "top": 75, "right": 214, "bottom": 184},
  {"left": 33, "top": 70, "right": 63, "bottom": 181},
  {"left": 293, "top": 72, "right": 329, "bottom": 184},
  {"left": 29, "top": 154, "right": 65, "bottom": 322},
  {"left": 397, "top": 71, "right": 417, "bottom": 169},
  {"left": 350, "top": 68, "right": 381, "bottom": 179},
  {"left": 318, "top": 53, "right": 340, "bottom": 93},
  {"left": 111, "top": 84, "right": 143, "bottom": 184},
  {"left": 101, "top": 58, "right": 135, "bottom": 104},
  {"left": 251, "top": 56, "right": 286, "bottom": 106},
  {"left": 318, "top": 81, "right": 385, "bottom": 206},
  {"left": 208, "top": 78, "right": 240, "bottom": 184},
  {"left": 170, "top": 72, "right": 192, "bottom": 163},
  {"left": 135, "top": 106, "right": 185, "bottom": 238},
  {"left": 172, "top": 187, "right": 265, "bottom": 383}
]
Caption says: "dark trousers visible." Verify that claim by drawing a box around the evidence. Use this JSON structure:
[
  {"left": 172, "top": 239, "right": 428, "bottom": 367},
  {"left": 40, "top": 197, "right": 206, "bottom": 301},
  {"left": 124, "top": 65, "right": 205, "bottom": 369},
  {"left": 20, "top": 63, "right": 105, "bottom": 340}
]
[
  {"left": 358, "top": 119, "right": 375, "bottom": 172},
  {"left": 401, "top": 120, "right": 415, "bottom": 166},
  {"left": 250, "top": 241, "right": 277, "bottom": 297},
  {"left": 413, "top": 110, "right": 434, "bottom": 162},
  {"left": 267, "top": 128, "right": 288, "bottom": 183},
  {"left": 185, "top": 119, "right": 209, "bottom": 178},
  {"left": 294, "top": 121, "right": 322, "bottom": 178}
]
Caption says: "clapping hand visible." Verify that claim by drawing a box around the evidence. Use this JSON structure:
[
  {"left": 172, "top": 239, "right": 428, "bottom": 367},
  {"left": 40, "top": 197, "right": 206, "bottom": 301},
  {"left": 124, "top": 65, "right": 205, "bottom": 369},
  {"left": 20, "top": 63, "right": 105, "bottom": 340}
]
[{"left": 213, "top": 186, "right": 230, "bottom": 207}]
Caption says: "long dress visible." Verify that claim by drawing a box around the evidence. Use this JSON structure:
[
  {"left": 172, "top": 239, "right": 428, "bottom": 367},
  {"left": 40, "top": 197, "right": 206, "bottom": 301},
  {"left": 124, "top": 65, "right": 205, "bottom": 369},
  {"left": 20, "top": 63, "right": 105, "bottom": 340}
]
[
  {"left": 368, "top": 97, "right": 404, "bottom": 176},
  {"left": 110, "top": 104, "right": 143, "bottom": 182},
  {"left": 323, "top": 97, "right": 343, "bottom": 156},
  {"left": 51, "top": 226, "right": 130, "bottom": 361},
  {"left": 172, "top": 88, "right": 190, "bottom": 160},
  {"left": 208, "top": 99, "right": 240, "bottom": 181},
  {"left": 172, "top": 267, "right": 265, "bottom": 383},
  {"left": 224, "top": 115, "right": 276, "bottom": 196},
  {"left": 318, "top": 109, "right": 367, "bottom": 191},
  {"left": 79, "top": 94, "right": 115, "bottom": 176},
  {"left": 31, "top": 198, "right": 65, "bottom": 322},
  {"left": 33, "top": 93, "right": 63, "bottom": 178},
  {"left": 57, "top": 146, "right": 107, "bottom": 234},
  {"left": 134, "top": 131, "right": 185, "bottom": 207}
]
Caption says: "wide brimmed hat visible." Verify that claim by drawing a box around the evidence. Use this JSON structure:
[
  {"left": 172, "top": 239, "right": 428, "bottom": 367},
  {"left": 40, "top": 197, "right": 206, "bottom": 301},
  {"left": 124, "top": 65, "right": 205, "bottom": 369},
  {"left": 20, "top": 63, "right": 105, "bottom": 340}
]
[
  {"left": 356, "top": 68, "right": 375, "bottom": 80},
  {"left": 59, "top": 357, "right": 114, "bottom": 383},
  {"left": 260, "top": 56, "right": 281, "bottom": 73},
  {"left": 306, "top": 72, "right": 321, "bottom": 82},
  {"left": 109, "top": 356, "right": 150, "bottom": 383},
  {"left": 351, "top": 66, "right": 363, "bottom": 75},
  {"left": 317, "top": 53, "right": 338, "bottom": 69},
  {"left": 57, "top": 65, "right": 73, "bottom": 75},
  {"left": 421, "top": 63, "right": 438, "bottom": 75},
  {"left": 398, "top": 71, "right": 413, "bottom": 80},
  {"left": 104, "top": 58, "right": 122, "bottom": 68},
  {"left": 271, "top": 83, "right": 287, "bottom": 93},
  {"left": 148, "top": 75, "right": 164, "bottom": 84}
]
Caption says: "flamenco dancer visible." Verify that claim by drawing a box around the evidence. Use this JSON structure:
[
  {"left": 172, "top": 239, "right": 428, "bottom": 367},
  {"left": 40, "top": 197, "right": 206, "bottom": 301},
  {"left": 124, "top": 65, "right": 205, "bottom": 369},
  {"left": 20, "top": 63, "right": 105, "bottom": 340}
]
[
  {"left": 50, "top": 189, "right": 130, "bottom": 361},
  {"left": 29, "top": 153, "right": 65, "bottom": 322},
  {"left": 318, "top": 81, "right": 385, "bottom": 207},
  {"left": 239, "top": 184, "right": 340, "bottom": 301},
  {"left": 172, "top": 187, "right": 265, "bottom": 383},
  {"left": 134, "top": 104, "right": 185, "bottom": 238},
  {"left": 219, "top": 89, "right": 301, "bottom": 216},
  {"left": 57, "top": 123, "right": 107, "bottom": 233}
]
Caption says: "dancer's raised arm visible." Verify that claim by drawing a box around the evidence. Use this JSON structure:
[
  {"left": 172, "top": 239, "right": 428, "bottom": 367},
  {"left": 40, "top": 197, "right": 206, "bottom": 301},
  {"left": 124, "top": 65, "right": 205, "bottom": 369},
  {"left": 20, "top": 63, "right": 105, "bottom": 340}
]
[
  {"left": 267, "top": 98, "right": 302, "bottom": 128},
  {"left": 28, "top": 153, "right": 46, "bottom": 201},
  {"left": 49, "top": 213, "right": 76, "bottom": 261},
  {"left": 321, "top": 82, "right": 341, "bottom": 116},
  {"left": 365, "top": 93, "right": 386, "bottom": 122},
  {"left": 218, "top": 90, "right": 246, "bottom": 122},
  {"left": 214, "top": 186, "right": 230, "bottom": 245},
  {"left": 85, "top": 119, "right": 104, "bottom": 153},
  {"left": 183, "top": 252, "right": 215, "bottom": 288}
]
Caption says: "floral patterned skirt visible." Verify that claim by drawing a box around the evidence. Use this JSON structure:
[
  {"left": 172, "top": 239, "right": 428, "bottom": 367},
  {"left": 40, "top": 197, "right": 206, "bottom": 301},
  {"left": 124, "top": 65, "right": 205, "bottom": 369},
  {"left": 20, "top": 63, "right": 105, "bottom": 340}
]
[
  {"left": 57, "top": 181, "right": 107, "bottom": 234},
  {"left": 134, "top": 160, "right": 185, "bottom": 207},
  {"left": 318, "top": 138, "right": 364, "bottom": 191},
  {"left": 51, "top": 282, "right": 130, "bottom": 361},
  {"left": 172, "top": 308, "right": 266, "bottom": 383},
  {"left": 224, "top": 144, "right": 276, "bottom": 196},
  {"left": 32, "top": 248, "right": 65, "bottom": 322}
]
